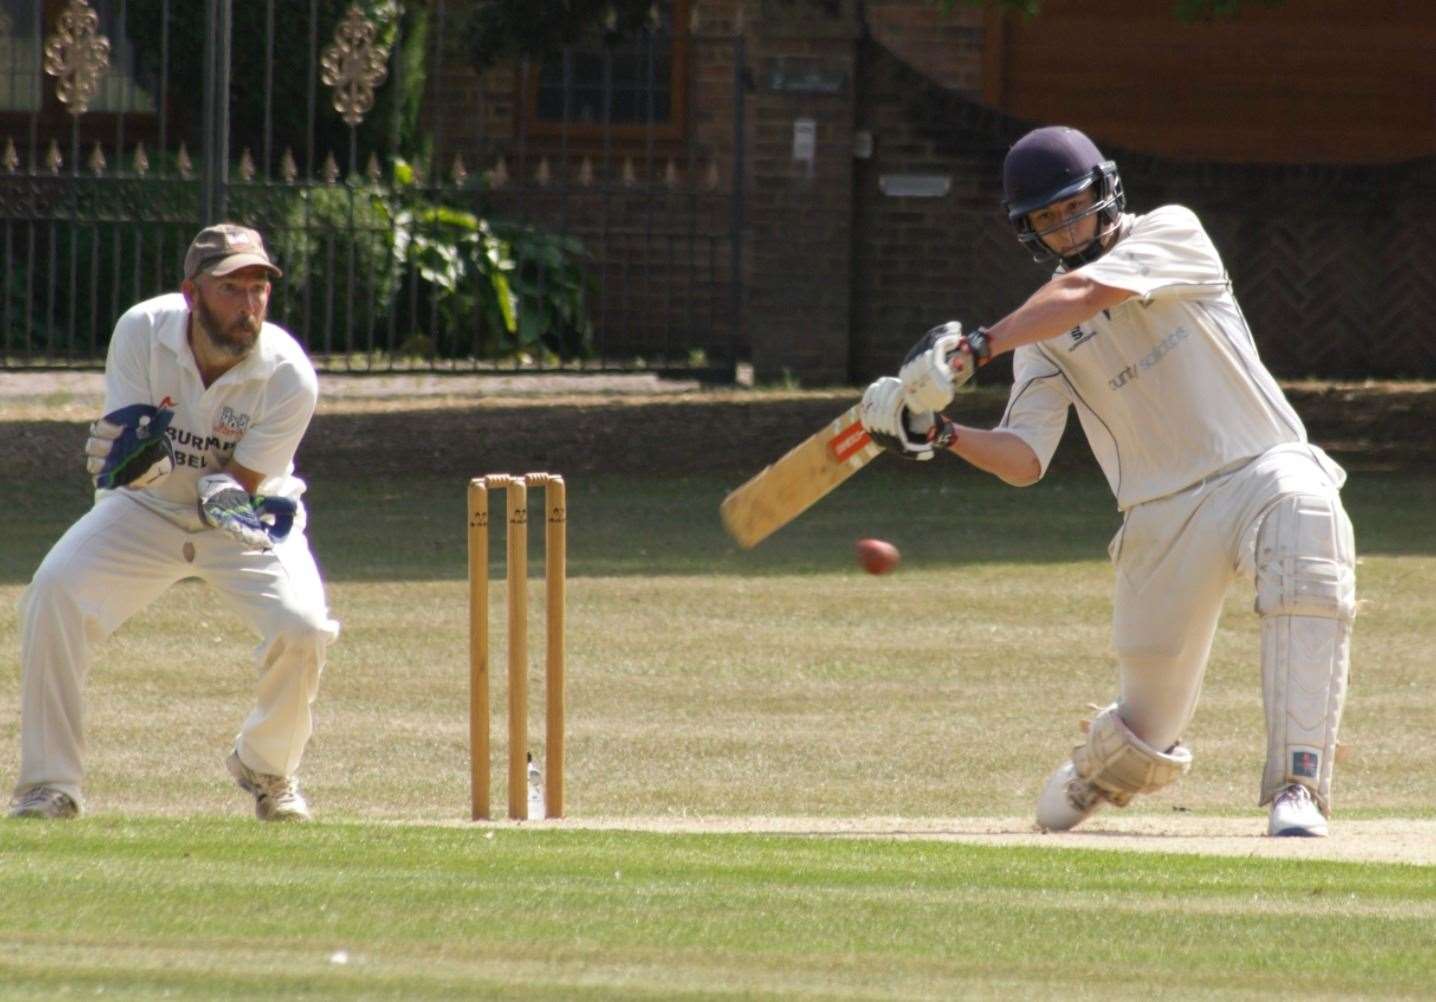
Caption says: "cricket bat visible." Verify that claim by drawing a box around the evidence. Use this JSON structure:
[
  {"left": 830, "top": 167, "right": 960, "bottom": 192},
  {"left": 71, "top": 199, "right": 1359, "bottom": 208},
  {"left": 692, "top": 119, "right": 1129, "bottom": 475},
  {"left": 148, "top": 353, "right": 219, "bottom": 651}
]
[{"left": 720, "top": 402, "right": 882, "bottom": 549}]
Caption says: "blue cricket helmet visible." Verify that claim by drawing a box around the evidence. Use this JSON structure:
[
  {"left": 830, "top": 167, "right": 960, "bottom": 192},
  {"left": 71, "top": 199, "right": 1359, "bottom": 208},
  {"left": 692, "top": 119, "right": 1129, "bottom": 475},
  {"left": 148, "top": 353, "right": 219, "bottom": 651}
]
[{"left": 1002, "top": 126, "right": 1125, "bottom": 268}]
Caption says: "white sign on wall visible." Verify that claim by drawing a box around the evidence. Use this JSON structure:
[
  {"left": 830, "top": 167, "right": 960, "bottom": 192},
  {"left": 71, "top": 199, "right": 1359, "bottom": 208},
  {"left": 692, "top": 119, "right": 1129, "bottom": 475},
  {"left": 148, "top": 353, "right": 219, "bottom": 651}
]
[{"left": 792, "top": 118, "right": 817, "bottom": 165}]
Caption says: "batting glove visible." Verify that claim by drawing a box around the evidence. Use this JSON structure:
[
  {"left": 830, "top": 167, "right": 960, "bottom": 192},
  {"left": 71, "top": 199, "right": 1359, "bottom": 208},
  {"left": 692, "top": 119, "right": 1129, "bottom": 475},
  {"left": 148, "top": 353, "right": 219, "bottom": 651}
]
[
  {"left": 85, "top": 404, "right": 176, "bottom": 490},
  {"left": 860, "top": 377, "right": 957, "bottom": 462},
  {"left": 898, "top": 322, "right": 993, "bottom": 413},
  {"left": 197, "top": 473, "right": 292, "bottom": 550}
]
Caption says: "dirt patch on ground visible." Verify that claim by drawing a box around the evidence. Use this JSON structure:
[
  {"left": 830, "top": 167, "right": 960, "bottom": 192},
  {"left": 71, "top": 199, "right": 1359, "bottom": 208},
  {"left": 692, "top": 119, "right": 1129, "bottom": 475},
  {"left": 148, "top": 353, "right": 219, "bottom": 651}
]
[{"left": 467, "top": 815, "right": 1436, "bottom": 866}]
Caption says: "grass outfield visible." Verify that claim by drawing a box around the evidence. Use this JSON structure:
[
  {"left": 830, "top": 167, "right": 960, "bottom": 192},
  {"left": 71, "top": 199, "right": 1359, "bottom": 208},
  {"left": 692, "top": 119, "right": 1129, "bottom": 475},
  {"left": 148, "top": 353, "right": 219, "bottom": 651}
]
[
  {"left": 2, "top": 430, "right": 1434, "bottom": 996},
  {"left": 2, "top": 820, "right": 1434, "bottom": 1001}
]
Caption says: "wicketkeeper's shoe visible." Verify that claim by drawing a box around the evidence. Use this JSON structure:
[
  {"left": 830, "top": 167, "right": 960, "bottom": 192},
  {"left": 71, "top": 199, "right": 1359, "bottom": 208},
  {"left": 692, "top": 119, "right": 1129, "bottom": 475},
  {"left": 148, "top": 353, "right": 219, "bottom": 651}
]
[
  {"left": 1267, "top": 783, "right": 1328, "bottom": 837},
  {"left": 8, "top": 785, "right": 81, "bottom": 820},
  {"left": 1035, "top": 760, "right": 1107, "bottom": 832},
  {"left": 226, "top": 750, "right": 313, "bottom": 822}
]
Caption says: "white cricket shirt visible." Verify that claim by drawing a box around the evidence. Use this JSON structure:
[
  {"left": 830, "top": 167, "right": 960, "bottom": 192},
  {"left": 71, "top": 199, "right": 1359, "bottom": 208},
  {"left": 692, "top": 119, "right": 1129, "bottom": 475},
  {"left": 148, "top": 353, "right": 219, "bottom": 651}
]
[
  {"left": 100, "top": 292, "right": 318, "bottom": 527},
  {"left": 999, "top": 205, "right": 1312, "bottom": 510}
]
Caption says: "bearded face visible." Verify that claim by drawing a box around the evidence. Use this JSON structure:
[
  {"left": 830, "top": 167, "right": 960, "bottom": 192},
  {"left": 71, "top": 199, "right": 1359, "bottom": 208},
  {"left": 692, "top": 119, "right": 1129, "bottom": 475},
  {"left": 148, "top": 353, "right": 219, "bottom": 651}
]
[{"left": 190, "top": 270, "right": 269, "bottom": 358}]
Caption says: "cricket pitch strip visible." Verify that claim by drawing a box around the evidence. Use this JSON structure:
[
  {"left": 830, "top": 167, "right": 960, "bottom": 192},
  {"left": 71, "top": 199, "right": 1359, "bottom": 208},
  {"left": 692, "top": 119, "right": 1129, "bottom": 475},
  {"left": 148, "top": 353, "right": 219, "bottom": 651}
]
[{"left": 458, "top": 815, "right": 1436, "bottom": 866}]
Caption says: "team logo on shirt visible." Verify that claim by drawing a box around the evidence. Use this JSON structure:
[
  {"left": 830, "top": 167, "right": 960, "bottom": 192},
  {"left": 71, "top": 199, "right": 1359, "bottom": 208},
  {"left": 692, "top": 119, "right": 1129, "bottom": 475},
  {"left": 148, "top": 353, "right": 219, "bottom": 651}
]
[
  {"left": 1066, "top": 326, "right": 1098, "bottom": 350},
  {"left": 1107, "top": 326, "right": 1190, "bottom": 391},
  {"left": 214, "top": 406, "right": 251, "bottom": 440}
]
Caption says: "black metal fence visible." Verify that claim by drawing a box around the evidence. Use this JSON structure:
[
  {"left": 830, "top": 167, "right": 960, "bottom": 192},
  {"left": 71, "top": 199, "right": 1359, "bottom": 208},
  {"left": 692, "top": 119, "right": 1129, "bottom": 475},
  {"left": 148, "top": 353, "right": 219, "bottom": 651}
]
[{"left": 0, "top": 0, "right": 745, "bottom": 377}]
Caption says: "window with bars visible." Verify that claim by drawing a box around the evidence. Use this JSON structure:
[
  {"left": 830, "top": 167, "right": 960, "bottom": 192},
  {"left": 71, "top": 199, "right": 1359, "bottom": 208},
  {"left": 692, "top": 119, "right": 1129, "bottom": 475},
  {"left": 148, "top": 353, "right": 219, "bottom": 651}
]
[{"left": 523, "top": 0, "right": 688, "bottom": 140}]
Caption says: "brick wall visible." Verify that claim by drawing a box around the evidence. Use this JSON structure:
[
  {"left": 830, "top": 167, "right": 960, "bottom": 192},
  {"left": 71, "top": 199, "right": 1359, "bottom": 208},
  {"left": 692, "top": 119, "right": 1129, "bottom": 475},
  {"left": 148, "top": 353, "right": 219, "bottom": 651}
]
[
  {"left": 742, "top": 4, "right": 860, "bottom": 384},
  {"left": 418, "top": 1, "right": 750, "bottom": 370},
  {"left": 849, "top": 35, "right": 1038, "bottom": 382},
  {"left": 419, "top": 2, "right": 1436, "bottom": 385},
  {"left": 986, "top": 0, "right": 1436, "bottom": 164},
  {"left": 861, "top": 0, "right": 986, "bottom": 95},
  {"left": 850, "top": 34, "right": 1436, "bottom": 382}
]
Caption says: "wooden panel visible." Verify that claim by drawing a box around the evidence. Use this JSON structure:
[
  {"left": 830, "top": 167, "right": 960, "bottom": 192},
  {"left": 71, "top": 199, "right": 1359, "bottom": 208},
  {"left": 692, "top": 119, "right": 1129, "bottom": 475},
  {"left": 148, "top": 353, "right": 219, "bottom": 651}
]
[{"left": 988, "top": 0, "right": 1436, "bottom": 163}]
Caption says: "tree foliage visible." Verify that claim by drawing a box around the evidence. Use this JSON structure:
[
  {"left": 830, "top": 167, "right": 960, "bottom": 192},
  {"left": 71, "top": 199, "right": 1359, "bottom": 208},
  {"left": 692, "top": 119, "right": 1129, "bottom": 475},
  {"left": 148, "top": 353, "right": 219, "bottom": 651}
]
[{"left": 126, "top": 1, "right": 427, "bottom": 175}]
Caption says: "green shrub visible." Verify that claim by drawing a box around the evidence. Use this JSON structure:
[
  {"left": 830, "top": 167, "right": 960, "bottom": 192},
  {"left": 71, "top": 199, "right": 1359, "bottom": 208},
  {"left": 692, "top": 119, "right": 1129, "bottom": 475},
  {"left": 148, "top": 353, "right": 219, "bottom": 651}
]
[
  {"left": 1, "top": 205, "right": 190, "bottom": 361},
  {"left": 379, "top": 159, "right": 516, "bottom": 359},
  {"left": 492, "top": 222, "right": 596, "bottom": 360},
  {"left": 257, "top": 182, "right": 402, "bottom": 356},
  {"left": 374, "top": 162, "right": 598, "bottom": 362}
]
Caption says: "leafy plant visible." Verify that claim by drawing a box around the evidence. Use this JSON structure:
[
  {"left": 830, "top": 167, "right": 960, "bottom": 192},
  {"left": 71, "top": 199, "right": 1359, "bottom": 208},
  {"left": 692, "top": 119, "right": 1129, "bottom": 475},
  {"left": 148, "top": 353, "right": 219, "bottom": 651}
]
[
  {"left": 261, "top": 182, "right": 402, "bottom": 356},
  {"left": 383, "top": 158, "right": 517, "bottom": 359},
  {"left": 365, "top": 158, "right": 597, "bottom": 362},
  {"left": 491, "top": 222, "right": 595, "bottom": 360}
]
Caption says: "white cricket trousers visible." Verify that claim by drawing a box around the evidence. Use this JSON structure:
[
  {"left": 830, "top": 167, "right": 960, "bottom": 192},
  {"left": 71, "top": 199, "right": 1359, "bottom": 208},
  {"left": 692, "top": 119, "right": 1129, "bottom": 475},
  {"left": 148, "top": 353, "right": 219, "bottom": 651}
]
[
  {"left": 14, "top": 491, "right": 339, "bottom": 806},
  {"left": 1108, "top": 443, "right": 1354, "bottom": 756}
]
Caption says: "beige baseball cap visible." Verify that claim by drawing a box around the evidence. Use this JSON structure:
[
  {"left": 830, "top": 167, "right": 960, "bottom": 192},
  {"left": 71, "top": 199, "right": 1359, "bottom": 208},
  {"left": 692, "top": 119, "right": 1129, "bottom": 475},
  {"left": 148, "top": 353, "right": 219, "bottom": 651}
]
[{"left": 184, "top": 223, "right": 283, "bottom": 280}]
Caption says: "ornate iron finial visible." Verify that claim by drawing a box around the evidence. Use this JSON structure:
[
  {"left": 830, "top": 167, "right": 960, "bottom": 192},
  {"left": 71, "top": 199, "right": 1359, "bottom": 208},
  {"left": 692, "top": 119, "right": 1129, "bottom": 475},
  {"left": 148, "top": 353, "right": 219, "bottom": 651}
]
[
  {"left": 2, "top": 138, "right": 18, "bottom": 172},
  {"left": 87, "top": 142, "right": 106, "bottom": 176},
  {"left": 132, "top": 141, "right": 149, "bottom": 176},
  {"left": 320, "top": 5, "right": 391, "bottom": 127},
  {"left": 45, "top": 140, "right": 62, "bottom": 174},
  {"left": 366, "top": 152, "right": 382, "bottom": 183},
  {"left": 578, "top": 157, "right": 593, "bottom": 187},
  {"left": 238, "top": 148, "right": 256, "bottom": 181},
  {"left": 280, "top": 149, "right": 298, "bottom": 183},
  {"left": 322, "top": 152, "right": 340, "bottom": 184},
  {"left": 535, "top": 157, "right": 551, "bottom": 186},
  {"left": 43, "top": 0, "right": 111, "bottom": 117},
  {"left": 176, "top": 142, "right": 193, "bottom": 179},
  {"left": 488, "top": 158, "right": 508, "bottom": 189}
]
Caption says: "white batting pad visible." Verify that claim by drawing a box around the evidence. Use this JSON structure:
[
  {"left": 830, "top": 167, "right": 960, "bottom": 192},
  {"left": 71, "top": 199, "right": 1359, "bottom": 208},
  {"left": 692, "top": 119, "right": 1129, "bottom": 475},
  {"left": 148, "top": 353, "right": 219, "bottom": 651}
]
[
  {"left": 1072, "top": 703, "right": 1193, "bottom": 806},
  {"left": 1255, "top": 492, "right": 1356, "bottom": 815}
]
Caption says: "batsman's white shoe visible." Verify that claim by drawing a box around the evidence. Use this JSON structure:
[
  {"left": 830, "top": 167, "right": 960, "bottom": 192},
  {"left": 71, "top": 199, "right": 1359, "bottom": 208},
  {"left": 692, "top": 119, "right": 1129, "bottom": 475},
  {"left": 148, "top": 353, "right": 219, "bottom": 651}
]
[
  {"left": 1035, "top": 761, "right": 1106, "bottom": 832},
  {"left": 1268, "top": 783, "right": 1328, "bottom": 837},
  {"left": 8, "top": 785, "right": 81, "bottom": 820},
  {"left": 226, "top": 750, "right": 313, "bottom": 823}
]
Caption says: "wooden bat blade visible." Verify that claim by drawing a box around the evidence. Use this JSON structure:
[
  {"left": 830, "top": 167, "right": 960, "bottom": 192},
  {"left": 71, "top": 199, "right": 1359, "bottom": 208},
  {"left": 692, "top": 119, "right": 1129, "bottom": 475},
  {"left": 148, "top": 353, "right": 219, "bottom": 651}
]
[{"left": 720, "top": 403, "right": 882, "bottom": 549}]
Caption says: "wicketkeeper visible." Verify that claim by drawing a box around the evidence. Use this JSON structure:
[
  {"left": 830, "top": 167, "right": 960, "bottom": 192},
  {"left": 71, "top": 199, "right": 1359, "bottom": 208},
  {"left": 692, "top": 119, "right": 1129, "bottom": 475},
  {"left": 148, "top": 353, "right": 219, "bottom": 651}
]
[
  {"left": 8, "top": 223, "right": 339, "bottom": 822},
  {"left": 860, "top": 126, "right": 1355, "bottom": 837}
]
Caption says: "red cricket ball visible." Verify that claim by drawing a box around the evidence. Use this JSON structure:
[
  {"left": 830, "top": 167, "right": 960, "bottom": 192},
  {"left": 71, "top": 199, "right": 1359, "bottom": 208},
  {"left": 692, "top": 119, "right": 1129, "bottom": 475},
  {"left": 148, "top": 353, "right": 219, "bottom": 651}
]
[{"left": 855, "top": 538, "right": 900, "bottom": 575}]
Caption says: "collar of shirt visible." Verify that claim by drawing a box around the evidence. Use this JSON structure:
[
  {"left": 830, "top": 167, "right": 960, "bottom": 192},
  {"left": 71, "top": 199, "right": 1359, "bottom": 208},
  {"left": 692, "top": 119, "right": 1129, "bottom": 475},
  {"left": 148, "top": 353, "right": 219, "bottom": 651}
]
[{"left": 156, "top": 308, "right": 282, "bottom": 386}]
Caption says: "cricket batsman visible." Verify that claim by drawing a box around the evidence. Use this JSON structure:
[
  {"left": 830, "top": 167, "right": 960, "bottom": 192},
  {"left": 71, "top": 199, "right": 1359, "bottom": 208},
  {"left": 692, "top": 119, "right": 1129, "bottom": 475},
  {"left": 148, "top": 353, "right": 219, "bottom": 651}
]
[{"left": 860, "top": 126, "right": 1355, "bottom": 837}]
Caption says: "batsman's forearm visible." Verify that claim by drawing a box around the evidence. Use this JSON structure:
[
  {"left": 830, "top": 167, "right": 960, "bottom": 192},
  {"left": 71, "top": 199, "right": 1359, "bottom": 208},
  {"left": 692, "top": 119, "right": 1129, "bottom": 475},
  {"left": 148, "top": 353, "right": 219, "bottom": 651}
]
[
  {"left": 984, "top": 272, "right": 1134, "bottom": 357},
  {"left": 944, "top": 426, "right": 1042, "bottom": 486}
]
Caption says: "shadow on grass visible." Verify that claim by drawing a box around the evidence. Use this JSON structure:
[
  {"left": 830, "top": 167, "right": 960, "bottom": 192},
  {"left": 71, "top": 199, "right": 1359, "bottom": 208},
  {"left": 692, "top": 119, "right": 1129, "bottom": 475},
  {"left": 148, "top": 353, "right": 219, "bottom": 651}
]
[
  {"left": 3, "top": 390, "right": 1433, "bottom": 584},
  {"left": 2, "top": 464, "right": 1432, "bottom": 585}
]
